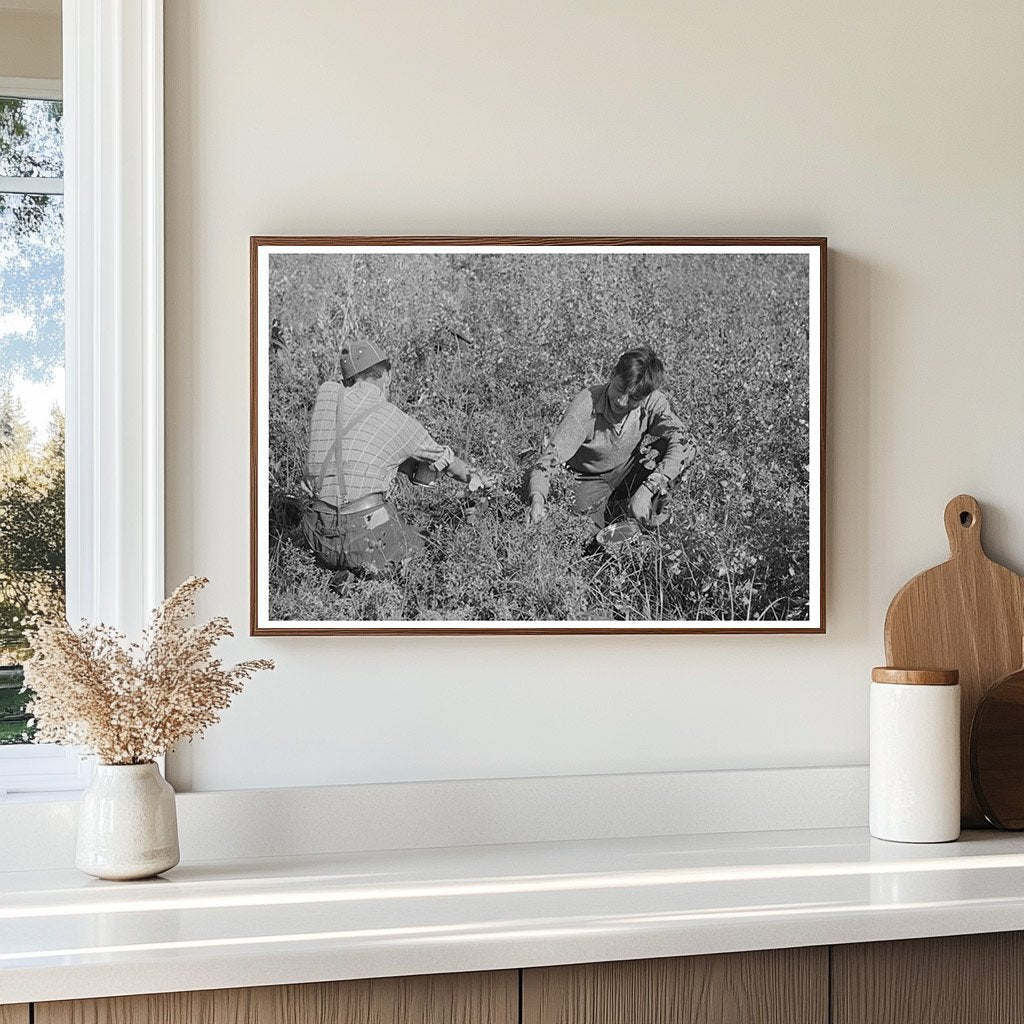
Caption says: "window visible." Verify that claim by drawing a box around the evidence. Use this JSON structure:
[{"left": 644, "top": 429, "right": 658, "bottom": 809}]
[
  {"left": 0, "top": 79, "right": 83, "bottom": 795},
  {"left": 1, "top": 4, "right": 166, "bottom": 797},
  {"left": 0, "top": 90, "right": 65, "bottom": 724}
]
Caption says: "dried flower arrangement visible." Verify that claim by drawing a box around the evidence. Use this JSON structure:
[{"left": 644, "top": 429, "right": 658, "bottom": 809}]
[{"left": 22, "top": 577, "right": 273, "bottom": 765}]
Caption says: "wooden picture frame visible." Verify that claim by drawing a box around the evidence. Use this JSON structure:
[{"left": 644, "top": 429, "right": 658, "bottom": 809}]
[{"left": 251, "top": 236, "right": 826, "bottom": 635}]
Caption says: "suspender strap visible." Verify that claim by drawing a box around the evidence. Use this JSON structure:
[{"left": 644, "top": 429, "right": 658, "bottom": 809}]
[
  {"left": 314, "top": 439, "right": 337, "bottom": 502},
  {"left": 314, "top": 382, "right": 346, "bottom": 505},
  {"left": 330, "top": 381, "right": 352, "bottom": 529}
]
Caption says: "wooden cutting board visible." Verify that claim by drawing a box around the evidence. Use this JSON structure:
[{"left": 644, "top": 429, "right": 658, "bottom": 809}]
[{"left": 884, "top": 494, "right": 1024, "bottom": 827}]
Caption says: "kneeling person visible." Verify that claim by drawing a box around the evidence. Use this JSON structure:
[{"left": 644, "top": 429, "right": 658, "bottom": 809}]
[
  {"left": 527, "top": 346, "right": 695, "bottom": 529},
  {"left": 304, "top": 336, "right": 485, "bottom": 579}
]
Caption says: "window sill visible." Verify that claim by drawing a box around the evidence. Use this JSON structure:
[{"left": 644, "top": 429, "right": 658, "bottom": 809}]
[
  {"left": 0, "top": 746, "right": 94, "bottom": 799},
  {"left": 0, "top": 789, "right": 86, "bottom": 804}
]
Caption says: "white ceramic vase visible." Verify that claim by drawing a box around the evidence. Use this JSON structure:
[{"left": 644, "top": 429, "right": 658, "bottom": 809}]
[{"left": 76, "top": 762, "right": 180, "bottom": 880}]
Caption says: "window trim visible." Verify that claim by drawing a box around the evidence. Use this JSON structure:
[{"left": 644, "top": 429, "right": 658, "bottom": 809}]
[
  {"left": 64, "top": 0, "right": 165, "bottom": 636},
  {"left": 0, "top": 0, "right": 165, "bottom": 796}
]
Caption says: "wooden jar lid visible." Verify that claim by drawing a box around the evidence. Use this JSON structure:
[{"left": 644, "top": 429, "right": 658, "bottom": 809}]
[{"left": 871, "top": 667, "right": 960, "bottom": 686}]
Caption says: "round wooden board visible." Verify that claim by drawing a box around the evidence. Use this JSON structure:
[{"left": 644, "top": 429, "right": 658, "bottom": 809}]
[{"left": 971, "top": 663, "right": 1024, "bottom": 829}]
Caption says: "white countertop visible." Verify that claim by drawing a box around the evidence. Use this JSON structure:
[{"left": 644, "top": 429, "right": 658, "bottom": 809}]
[{"left": 4, "top": 826, "right": 1024, "bottom": 1005}]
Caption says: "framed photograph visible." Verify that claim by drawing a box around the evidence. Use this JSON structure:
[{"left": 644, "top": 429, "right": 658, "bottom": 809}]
[{"left": 251, "top": 236, "right": 826, "bottom": 635}]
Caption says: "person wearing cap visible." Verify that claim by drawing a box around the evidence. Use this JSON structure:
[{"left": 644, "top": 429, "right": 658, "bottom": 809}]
[
  {"left": 303, "top": 336, "right": 488, "bottom": 580},
  {"left": 526, "top": 346, "right": 695, "bottom": 529}
]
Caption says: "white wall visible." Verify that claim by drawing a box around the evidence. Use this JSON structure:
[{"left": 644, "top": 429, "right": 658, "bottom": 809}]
[{"left": 163, "top": 1, "right": 1024, "bottom": 792}]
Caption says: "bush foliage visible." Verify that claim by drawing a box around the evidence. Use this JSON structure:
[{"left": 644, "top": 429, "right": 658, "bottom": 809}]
[{"left": 267, "top": 251, "right": 811, "bottom": 623}]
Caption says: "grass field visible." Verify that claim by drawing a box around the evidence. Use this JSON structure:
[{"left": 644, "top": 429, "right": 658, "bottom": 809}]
[{"left": 266, "top": 251, "right": 812, "bottom": 623}]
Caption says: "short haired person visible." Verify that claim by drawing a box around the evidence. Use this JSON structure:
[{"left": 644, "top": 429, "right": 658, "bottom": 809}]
[
  {"left": 527, "top": 347, "right": 695, "bottom": 528},
  {"left": 303, "top": 336, "right": 487, "bottom": 580}
]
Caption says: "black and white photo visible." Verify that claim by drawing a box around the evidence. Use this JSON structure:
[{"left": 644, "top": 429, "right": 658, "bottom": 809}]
[{"left": 250, "top": 238, "right": 825, "bottom": 634}]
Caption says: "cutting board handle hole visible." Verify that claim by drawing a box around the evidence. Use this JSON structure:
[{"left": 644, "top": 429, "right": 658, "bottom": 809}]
[{"left": 944, "top": 495, "right": 982, "bottom": 554}]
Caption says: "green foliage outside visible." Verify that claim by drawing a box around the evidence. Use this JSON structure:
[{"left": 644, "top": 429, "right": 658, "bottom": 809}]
[
  {"left": 0, "top": 665, "right": 28, "bottom": 743},
  {"left": 268, "top": 251, "right": 812, "bottom": 623},
  {"left": 0, "top": 395, "right": 65, "bottom": 741}
]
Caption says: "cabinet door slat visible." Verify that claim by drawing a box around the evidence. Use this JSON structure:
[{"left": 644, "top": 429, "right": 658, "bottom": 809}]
[
  {"left": 35, "top": 971, "right": 518, "bottom": 1024},
  {"left": 523, "top": 948, "right": 828, "bottom": 1024},
  {"left": 832, "top": 932, "right": 1024, "bottom": 1024}
]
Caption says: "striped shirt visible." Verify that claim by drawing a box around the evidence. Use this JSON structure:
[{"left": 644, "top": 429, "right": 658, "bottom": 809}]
[
  {"left": 528, "top": 384, "right": 693, "bottom": 498},
  {"left": 306, "top": 380, "right": 445, "bottom": 503}
]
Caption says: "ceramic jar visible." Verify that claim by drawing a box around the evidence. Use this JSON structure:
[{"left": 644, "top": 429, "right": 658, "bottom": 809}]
[
  {"left": 870, "top": 667, "right": 961, "bottom": 843},
  {"left": 76, "top": 762, "right": 180, "bottom": 880}
]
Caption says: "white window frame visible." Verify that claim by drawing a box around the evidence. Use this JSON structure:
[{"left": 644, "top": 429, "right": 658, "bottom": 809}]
[{"left": 0, "top": 0, "right": 164, "bottom": 797}]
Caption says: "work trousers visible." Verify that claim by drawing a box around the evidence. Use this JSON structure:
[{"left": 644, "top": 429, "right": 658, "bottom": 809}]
[
  {"left": 302, "top": 499, "right": 424, "bottom": 576},
  {"left": 569, "top": 437, "right": 670, "bottom": 528}
]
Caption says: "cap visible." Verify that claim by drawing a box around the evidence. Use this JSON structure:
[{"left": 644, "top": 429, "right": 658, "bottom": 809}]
[{"left": 340, "top": 337, "right": 388, "bottom": 380}]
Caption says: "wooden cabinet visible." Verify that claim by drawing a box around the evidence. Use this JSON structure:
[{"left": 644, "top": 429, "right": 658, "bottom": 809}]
[
  {"left": 522, "top": 948, "right": 828, "bottom": 1024},
  {"left": 13, "top": 933, "right": 1024, "bottom": 1024},
  {"left": 832, "top": 932, "right": 1024, "bottom": 1024},
  {"left": 34, "top": 972, "right": 517, "bottom": 1024}
]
